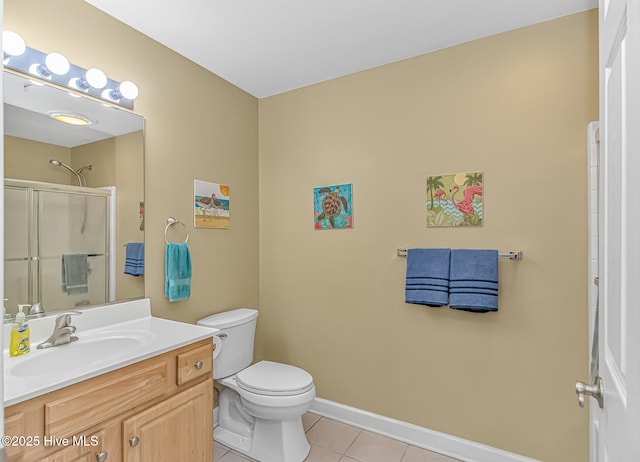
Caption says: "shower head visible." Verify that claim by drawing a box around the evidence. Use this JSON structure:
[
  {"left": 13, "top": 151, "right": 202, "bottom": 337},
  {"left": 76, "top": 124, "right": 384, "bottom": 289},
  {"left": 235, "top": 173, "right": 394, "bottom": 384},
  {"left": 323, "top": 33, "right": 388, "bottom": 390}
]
[
  {"left": 49, "top": 158, "right": 75, "bottom": 173},
  {"left": 49, "top": 159, "right": 84, "bottom": 186}
]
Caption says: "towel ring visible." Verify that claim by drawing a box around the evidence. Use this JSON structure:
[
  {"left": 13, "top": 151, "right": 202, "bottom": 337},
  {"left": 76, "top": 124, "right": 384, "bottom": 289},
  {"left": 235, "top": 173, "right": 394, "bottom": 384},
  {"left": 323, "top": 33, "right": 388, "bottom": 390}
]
[{"left": 165, "top": 217, "right": 189, "bottom": 244}]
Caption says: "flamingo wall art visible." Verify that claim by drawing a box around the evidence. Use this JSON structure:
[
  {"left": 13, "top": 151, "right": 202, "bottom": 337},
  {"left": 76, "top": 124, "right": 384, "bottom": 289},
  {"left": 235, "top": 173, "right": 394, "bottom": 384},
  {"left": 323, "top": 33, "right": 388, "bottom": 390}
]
[
  {"left": 426, "top": 172, "right": 483, "bottom": 227},
  {"left": 314, "top": 183, "right": 353, "bottom": 230},
  {"left": 194, "top": 179, "right": 230, "bottom": 229}
]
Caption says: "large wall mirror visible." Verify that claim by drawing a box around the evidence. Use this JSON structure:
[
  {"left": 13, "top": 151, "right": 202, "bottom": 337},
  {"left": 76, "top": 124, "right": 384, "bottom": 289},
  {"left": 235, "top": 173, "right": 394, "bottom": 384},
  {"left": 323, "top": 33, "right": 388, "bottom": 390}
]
[{"left": 3, "top": 71, "right": 145, "bottom": 321}]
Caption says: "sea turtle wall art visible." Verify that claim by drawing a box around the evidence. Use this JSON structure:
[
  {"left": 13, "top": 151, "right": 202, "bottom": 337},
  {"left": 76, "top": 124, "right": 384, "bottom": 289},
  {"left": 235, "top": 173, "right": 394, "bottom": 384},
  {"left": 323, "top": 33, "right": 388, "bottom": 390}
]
[
  {"left": 194, "top": 179, "right": 230, "bottom": 229},
  {"left": 314, "top": 183, "right": 353, "bottom": 230},
  {"left": 426, "top": 172, "right": 483, "bottom": 227}
]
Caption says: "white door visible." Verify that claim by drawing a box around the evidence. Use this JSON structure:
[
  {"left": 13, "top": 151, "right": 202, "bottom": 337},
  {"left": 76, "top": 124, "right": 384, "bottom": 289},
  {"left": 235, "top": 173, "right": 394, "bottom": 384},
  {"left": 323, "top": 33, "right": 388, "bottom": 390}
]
[{"left": 590, "top": 0, "right": 640, "bottom": 460}]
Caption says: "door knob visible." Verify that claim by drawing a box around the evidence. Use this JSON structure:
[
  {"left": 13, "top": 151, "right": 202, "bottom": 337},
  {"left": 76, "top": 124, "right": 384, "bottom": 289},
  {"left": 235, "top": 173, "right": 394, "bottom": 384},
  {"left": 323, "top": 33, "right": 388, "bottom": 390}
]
[
  {"left": 575, "top": 377, "right": 604, "bottom": 409},
  {"left": 96, "top": 451, "right": 108, "bottom": 462},
  {"left": 129, "top": 436, "right": 140, "bottom": 447}
]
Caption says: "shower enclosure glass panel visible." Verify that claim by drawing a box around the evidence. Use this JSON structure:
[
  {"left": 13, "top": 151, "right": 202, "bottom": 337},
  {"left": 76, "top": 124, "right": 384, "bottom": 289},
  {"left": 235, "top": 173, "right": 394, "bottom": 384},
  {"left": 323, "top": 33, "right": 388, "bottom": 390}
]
[
  {"left": 39, "top": 191, "right": 107, "bottom": 255},
  {"left": 3, "top": 180, "right": 111, "bottom": 317}
]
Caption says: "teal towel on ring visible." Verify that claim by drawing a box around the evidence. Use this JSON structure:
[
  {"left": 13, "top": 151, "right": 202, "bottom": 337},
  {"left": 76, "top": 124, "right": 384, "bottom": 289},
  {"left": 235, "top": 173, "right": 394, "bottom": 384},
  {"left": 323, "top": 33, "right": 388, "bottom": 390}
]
[{"left": 165, "top": 242, "right": 191, "bottom": 302}]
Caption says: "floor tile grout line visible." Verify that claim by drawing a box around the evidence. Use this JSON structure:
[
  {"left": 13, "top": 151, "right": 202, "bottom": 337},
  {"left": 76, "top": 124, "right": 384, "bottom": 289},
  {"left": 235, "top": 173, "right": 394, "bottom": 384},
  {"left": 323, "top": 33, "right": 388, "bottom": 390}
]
[
  {"left": 342, "top": 426, "right": 363, "bottom": 458},
  {"left": 399, "top": 442, "right": 410, "bottom": 462},
  {"left": 304, "top": 414, "right": 323, "bottom": 434}
]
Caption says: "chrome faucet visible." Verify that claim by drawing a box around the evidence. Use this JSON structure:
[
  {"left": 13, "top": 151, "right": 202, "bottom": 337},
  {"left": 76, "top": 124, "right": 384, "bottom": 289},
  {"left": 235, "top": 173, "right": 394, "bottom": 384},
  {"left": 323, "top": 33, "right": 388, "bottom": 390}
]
[
  {"left": 29, "top": 302, "right": 45, "bottom": 317},
  {"left": 37, "top": 311, "right": 82, "bottom": 349}
]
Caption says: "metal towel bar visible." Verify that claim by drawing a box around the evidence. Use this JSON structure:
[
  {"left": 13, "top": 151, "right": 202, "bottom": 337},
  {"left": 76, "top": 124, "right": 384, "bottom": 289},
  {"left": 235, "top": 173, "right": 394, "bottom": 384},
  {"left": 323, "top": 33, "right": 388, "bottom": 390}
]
[{"left": 397, "top": 248, "right": 522, "bottom": 260}]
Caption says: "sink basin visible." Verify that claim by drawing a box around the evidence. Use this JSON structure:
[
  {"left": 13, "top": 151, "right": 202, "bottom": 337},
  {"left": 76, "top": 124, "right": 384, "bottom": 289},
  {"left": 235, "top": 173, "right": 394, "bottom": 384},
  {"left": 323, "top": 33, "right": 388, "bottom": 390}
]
[{"left": 8, "top": 330, "right": 156, "bottom": 378}]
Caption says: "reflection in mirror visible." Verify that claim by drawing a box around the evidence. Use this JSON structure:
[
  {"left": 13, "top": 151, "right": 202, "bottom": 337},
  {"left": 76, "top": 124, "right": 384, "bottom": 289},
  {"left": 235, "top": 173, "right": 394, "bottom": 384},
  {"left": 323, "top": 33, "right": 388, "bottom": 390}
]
[{"left": 3, "top": 71, "right": 145, "bottom": 321}]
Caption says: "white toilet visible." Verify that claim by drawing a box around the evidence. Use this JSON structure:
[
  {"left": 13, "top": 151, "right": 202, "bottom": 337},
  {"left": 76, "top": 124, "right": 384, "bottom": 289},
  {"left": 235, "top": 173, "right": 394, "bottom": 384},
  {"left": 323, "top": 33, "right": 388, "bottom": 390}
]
[{"left": 198, "top": 308, "right": 315, "bottom": 462}]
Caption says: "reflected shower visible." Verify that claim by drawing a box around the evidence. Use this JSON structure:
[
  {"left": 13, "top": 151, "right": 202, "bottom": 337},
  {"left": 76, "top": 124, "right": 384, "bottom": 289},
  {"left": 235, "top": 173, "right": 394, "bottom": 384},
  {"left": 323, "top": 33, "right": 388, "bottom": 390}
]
[{"left": 49, "top": 159, "right": 92, "bottom": 187}]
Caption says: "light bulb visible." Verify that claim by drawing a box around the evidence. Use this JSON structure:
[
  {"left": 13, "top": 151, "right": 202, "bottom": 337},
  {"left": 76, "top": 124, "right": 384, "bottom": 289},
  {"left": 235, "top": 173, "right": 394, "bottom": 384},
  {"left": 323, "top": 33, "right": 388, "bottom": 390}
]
[
  {"left": 85, "top": 68, "right": 107, "bottom": 89},
  {"left": 119, "top": 81, "right": 138, "bottom": 100},
  {"left": 2, "top": 31, "right": 26, "bottom": 56},
  {"left": 45, "top": 52, "right": 70, "bottom": 75}
]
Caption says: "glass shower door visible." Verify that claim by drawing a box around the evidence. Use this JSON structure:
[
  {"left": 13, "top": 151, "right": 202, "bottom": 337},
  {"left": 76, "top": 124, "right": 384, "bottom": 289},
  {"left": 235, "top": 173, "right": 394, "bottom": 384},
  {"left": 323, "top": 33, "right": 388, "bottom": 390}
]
[{"left": 38, "top": 189, "right": 109, "bottom": 310}]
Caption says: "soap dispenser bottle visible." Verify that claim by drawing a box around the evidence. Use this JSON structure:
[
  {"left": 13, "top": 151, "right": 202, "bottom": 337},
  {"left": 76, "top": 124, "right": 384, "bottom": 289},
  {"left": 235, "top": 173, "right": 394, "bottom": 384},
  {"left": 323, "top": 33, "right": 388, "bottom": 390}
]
[{"left": 10, "top": 304, "right": 30, "bottom": 357}]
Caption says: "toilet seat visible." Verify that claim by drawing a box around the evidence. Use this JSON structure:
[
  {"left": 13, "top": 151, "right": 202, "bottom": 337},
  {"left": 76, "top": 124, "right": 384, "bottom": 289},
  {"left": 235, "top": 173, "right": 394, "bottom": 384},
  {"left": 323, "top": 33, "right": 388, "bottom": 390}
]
[{"left": 235, "top": 361, "right": 314, "bottom": 396}]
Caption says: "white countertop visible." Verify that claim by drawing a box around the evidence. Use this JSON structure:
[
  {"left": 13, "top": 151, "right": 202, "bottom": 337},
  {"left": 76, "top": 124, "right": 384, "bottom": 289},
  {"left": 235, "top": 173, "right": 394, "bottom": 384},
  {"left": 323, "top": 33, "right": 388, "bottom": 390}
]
[{"left": 3, "top": 298, "right": 217, "bottom": 406}]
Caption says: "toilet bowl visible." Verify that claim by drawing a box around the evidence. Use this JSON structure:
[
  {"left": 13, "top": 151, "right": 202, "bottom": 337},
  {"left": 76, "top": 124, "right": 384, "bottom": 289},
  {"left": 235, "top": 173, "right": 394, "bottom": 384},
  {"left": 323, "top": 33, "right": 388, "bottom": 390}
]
[{"left": 198, "top": 309, "right": 315, "bottom": 462}]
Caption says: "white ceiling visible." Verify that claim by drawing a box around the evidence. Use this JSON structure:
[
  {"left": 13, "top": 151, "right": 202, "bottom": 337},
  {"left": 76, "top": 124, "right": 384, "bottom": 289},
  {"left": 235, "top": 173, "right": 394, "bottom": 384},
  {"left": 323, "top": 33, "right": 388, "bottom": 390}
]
[{"left": 84, "top": 0, "right": 597, "bottom": 98}]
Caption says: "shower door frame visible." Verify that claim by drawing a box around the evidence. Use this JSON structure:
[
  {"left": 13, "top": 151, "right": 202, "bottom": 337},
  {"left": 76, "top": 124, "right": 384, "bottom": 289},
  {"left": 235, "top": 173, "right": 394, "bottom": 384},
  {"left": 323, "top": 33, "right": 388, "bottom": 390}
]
[{"left": 4, "top": 178, "right": 112, "bottom": 312}]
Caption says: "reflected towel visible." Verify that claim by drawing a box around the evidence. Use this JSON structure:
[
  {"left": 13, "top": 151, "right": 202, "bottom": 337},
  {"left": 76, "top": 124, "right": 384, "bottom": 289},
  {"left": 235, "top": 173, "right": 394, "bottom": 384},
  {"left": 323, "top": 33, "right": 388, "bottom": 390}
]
[
  {"left": 165, "top": 242, "right": 191, "bottom": 302},
  {"left": 124, "top": 242, "right": 145, "bottom": 276},
  {"left": 405, "top": 248, "right": 451, "bottom": 307},
  {"left": 62, "top": 254, "right": 88, "bottom": 295}
]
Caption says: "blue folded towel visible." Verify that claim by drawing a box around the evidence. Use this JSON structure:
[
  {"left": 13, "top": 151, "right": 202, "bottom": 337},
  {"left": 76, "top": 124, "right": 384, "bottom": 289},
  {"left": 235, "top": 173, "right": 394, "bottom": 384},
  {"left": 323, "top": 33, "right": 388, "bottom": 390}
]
[
  {"left": 406, "top": 277, "right": 450, "bottom": 288},
  {"left": 449, "top": 280, "right": 498, "bottom": 290},
  {"left": 449, "top": 293, "right": 498, "bottom": 312},
  {"left": 406, "top": 287, "right": 449, "bottom": 307},
  {"left": 449, "top": 249, "right": 499, "bottom": 312},
  {"left": 61, "top": 254, "right": 88, "bottom": 295},
  {"left": 449, "top": 249, "right": 498, "bottom": 283},
  {"left": 407, "top": 248, "right": 451, "bottom": 279},
  {"left": 449, "top": 287, "right": 498, "bottom": 296},
  {"left": 124, "top": 243, "right": 145, "bottom": 276},
  {"left": 405, "top": 248, "right": 451, "bottom": 307},
  {"left": 165, "top": 242, "right": 191, "bottom": 302}
]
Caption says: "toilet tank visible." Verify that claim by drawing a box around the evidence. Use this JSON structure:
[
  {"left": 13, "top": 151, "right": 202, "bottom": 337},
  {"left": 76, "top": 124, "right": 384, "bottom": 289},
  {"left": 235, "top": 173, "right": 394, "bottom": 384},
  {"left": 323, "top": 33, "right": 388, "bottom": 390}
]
[{"left": 197, "top": 308, "right": 259, "bottom": 379}]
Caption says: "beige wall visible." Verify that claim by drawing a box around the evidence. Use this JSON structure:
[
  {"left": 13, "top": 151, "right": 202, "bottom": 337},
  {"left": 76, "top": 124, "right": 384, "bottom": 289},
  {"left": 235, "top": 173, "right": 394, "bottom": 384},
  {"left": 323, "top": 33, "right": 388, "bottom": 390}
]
[
  {"left": 4, "top": 135, "right": 72, "bottom": 184},
  {"left": 113, "top": 131, "right": 145, "bottom": 300},
  {"left": 5, "top": 0, "right": 260, "bottom": 323},
  {"left": 4, "top": 2, "right": 597, "bottom": 460},
  {"left": 72, "top": 137, "right": 116, "bottom": 187},
  {"left": 259, "top": 11, "right": 597, "bottom": 462},
  {"left": 73, "top": 132, "right": 145, "bottom": 299},
  {"left": 5, "top": 132, "right": 146, "bottom": 300}
]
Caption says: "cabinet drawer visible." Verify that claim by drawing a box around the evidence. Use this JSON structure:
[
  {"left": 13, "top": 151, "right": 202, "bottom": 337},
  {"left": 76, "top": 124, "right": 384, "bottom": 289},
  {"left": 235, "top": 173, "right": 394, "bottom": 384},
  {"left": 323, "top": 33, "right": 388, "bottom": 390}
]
[
  {"left": 4, "top": 412, "right": 25, "bottom": 460},
  {"left": 45, "top": 359, "right": 169, "bottom": 438},
  {"left": 176, "top": 343, "right": 212, "bottom": 385}
]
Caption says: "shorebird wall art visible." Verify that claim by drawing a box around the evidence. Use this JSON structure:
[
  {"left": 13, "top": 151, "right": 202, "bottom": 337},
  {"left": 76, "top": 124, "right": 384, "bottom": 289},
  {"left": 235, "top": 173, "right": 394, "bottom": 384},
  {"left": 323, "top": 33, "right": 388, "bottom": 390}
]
[
  {"left": 426, "top": 172, "right": 484, "bottom": 227},
  {"left": 194, "top": 179, "right": 230, "bottom": 229}
]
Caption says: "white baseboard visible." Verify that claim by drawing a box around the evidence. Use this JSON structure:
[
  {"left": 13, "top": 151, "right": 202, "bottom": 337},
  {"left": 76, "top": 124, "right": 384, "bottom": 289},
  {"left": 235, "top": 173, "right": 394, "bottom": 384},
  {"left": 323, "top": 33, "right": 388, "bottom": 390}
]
[{"left": 309, "top": 398, "right": 540, "bottom": 462}]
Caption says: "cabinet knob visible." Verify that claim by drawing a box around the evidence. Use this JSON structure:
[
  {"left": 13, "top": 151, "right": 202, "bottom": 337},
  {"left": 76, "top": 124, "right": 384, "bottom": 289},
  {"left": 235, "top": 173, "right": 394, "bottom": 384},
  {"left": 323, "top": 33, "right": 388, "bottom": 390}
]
[
  {"left": 195, "top": 361, "right": 203, "bottom": 369},
  {"left": 129, "top": 436, "right": 140, "bottom": 447},
  {"left": 96, "top": 452, "right": 108, "bottom": 462}
]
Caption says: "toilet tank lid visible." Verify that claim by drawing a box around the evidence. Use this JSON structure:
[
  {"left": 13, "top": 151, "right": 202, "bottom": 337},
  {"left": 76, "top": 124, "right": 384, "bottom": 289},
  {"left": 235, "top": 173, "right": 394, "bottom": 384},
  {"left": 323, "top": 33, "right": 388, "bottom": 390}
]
[{"left": 197, "top": 308, "right": 258, "bottom": 329}]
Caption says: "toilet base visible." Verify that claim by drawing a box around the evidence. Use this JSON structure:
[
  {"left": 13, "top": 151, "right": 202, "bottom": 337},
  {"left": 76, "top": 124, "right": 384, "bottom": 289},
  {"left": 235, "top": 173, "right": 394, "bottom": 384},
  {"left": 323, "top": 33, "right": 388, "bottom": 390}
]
[
  {"left": 215, "top": 384, "right": 312, "bottom": 462},
  {"left": 215, "top": 416, "right": 310, "bottom": 462}
]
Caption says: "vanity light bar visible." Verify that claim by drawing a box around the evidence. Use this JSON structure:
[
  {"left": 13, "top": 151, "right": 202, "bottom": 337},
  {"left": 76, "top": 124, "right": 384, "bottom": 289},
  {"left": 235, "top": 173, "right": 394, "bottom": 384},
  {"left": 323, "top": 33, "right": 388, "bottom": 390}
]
[{"left": 2, "top": 31, "right": 138, "bottom": 110}]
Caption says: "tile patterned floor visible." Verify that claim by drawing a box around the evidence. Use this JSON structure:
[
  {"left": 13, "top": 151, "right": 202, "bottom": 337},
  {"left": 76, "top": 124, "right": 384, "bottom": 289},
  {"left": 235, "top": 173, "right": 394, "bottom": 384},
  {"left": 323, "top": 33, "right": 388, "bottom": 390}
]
[{"left": 215, "top": 412, "right": 461, "bottom": 462}]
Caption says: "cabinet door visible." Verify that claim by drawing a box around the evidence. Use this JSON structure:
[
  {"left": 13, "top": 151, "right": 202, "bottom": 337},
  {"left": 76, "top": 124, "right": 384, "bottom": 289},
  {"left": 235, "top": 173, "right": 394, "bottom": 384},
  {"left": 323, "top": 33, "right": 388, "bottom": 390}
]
[
  {"left": 40, "top": 423, "right": 118, "bottom": 462},
  {"left": 122, "top": 379, "right": 213, "bottom": 462}
]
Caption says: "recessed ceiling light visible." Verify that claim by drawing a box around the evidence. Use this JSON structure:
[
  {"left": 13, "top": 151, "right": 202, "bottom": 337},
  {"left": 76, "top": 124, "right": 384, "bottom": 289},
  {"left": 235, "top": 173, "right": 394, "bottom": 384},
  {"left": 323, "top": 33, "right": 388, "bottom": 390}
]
[{"left": 48, "top": 111, "right": 96, "bottom": 126}]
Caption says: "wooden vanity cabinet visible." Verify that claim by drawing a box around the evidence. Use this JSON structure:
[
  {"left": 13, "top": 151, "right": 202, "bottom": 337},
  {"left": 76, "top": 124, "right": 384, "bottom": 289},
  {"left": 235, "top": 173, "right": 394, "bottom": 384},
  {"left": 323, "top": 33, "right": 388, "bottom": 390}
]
[{"left": 4, "top": 338, "right": 214, "bottom": 462}]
